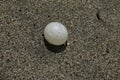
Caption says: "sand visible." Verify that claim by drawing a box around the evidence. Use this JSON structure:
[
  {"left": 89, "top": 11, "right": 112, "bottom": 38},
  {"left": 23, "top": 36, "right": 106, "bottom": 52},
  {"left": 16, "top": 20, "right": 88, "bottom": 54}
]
[{"left": 0, "top": 0, "right": 120, "bottom": 80}]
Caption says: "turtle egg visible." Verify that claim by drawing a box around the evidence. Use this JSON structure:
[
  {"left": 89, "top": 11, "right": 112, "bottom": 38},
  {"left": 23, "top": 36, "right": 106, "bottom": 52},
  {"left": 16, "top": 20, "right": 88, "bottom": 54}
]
[{"left": 44, "top": 22, "right": 68, "bottom": 45}]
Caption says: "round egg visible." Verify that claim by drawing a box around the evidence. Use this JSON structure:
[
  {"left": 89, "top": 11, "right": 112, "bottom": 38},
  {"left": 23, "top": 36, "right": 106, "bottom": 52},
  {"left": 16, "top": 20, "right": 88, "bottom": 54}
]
[{"left": 44, "top": 22, "right": 68, "bottom": 45}]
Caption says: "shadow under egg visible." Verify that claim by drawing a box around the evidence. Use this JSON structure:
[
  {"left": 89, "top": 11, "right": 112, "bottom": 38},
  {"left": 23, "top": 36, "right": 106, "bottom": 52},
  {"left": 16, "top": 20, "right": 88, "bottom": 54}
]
[{"left": 44, "top": 38, "right": 67, "bottom": 53}]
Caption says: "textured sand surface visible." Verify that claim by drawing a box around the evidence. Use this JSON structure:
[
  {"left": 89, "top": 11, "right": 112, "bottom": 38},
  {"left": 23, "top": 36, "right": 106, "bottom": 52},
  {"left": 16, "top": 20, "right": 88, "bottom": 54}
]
[{"left": 0, "top": 0, "right": 120, "bottom": 80}]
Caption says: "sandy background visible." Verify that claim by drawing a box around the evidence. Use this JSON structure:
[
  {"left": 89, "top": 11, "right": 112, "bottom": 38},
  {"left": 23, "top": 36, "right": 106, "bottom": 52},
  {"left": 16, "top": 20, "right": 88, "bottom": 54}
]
[{"left": 0, "top": 0, "right": 120, "bottom": 80}]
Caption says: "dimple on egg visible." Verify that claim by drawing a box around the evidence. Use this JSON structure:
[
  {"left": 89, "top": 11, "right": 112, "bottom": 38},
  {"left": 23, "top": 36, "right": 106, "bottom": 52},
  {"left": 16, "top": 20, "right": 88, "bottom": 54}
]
[{"left": 44, "top": 22, "right": 68, "bottom": 45}]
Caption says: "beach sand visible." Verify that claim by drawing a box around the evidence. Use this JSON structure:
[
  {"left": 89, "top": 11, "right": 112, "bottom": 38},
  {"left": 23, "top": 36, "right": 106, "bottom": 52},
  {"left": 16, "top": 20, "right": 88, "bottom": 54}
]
[{"left": 0, "top": 0, "right": 120, "bottom": 80}]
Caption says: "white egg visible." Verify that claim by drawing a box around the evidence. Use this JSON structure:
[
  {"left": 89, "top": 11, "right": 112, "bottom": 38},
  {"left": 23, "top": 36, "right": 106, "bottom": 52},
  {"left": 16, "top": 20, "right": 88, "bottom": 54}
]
[{"left": 44, "top": 22, "right": 68, "bottom": 45}]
